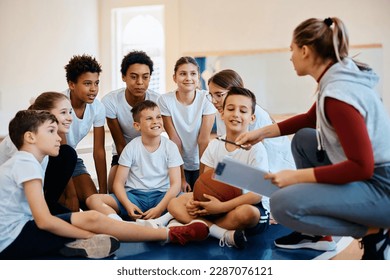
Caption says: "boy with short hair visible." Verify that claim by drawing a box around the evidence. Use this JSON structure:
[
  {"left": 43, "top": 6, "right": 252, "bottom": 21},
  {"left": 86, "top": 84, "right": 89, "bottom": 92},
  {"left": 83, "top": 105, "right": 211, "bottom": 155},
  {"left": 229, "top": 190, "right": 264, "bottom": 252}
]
[
  {"left": 166, "top": 87, "right": 271, "bottom": 248},
  {"left": 86, "top": 100, "right": 185, "bottom": 221},
  {"left": 102, "top": 50, "right": 160, "bottom": 192},
  {"left": 0, "top": 110, "right": 209, "bottom": 259},
  {"left": 62, "top": 54, "right": 107, "bottom": 211}
]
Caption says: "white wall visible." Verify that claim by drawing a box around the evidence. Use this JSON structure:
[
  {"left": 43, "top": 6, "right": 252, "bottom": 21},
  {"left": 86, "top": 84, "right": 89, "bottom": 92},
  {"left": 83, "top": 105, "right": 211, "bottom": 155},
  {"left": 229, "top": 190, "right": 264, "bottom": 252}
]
[
  {"left": 1, "top": 0, "right": 390, "bottom": 132},
  {"left": 205, "top": 46, "right": 384, "bottom": 114},
  {"left": 177, "top": 0, "right": 390, "bottom": 113},
  {"left": 0, "top": 0, "right": 99, "bottom": 133}
]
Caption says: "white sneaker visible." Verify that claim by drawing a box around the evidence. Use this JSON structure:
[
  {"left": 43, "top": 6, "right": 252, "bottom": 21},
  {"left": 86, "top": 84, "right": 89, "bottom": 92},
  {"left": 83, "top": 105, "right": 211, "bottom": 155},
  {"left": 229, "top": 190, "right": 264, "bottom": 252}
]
[
  {"left": 219, "top": 229, "right": 247, "bottom": 249},
  {"left": 60, "top": 234, "right": 120, "bottom": 259},
  {"left": 135, "top": 219, "right": 161, "bottom": 229}
]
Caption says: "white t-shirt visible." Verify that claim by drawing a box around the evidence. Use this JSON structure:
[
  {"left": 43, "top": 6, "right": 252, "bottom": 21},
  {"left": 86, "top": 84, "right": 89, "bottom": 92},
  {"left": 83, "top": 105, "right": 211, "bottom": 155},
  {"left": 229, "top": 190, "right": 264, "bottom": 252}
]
[
  {"left": 0, "top": 151, "right": 44, "bottom": 252},
  {"left": 216, "top": 104, "right": 295, "bottom": 172},
  {"left": 118, "top": 136, "right": 183, "bottom": 192},
  {"left": 157, "top": 89, "right": 216, "bottom": 170},
  {"left": 0, "top": 135, "right": 49, "bottom": 169},
  {"left": 201, "top": 137, "right": 270, "bottom": 212},
  {"left": 102, "top": 88, "right": 160, "bottom": 155},
  {"left": 63, "top": 89, "right": 106, "bottom": 149}
]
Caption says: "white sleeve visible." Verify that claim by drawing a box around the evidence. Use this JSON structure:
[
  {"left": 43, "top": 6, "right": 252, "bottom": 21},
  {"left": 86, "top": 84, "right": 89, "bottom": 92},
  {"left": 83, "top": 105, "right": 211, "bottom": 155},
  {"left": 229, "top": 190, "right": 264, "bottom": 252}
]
[
  {"left": 200, "top": 139, "right": 218, "bottom": 168},
  {"left": 249, "top": 142, "right": 269, "bottom": 172},
  {"left": 93, "top": 101, "right": 106, "bottom": 127},
  {"left": 101, "top": 93, "right": 117, "bottom": 119},
  {"left": 157, "top": 94, "right": 172, "bottom": 116},
  {"left": 167, "top": 140, "right": 184, "bottom": 167},
  {"left": 118, "top": 142, "right": 134, "bottom": 168},
  {"left": 202, "top": 97, "right": 217, "bottom": 115},
  {"left": 14, "top": 156, "right": 43, "bottom": 185}
]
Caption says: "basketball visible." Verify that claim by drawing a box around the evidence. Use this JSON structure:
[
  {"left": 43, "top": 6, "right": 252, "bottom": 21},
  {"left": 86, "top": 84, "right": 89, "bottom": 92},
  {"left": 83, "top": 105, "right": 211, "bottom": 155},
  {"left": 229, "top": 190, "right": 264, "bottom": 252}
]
[{"left": 193, "top": 169, "right": 243, "bottom": 202}]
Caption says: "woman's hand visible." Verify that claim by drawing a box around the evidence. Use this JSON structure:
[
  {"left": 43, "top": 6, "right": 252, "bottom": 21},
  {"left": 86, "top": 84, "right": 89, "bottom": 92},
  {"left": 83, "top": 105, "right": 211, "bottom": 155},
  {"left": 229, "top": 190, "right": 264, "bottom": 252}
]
[
  {"left": 265, "top": 170, "right": 301, "bottom": 187},
  {"left": 236, "top": 124, "right": 281, "bottom": 149},
  {"left": 235, "top": 129, "right": 266, "bottom": 150}
]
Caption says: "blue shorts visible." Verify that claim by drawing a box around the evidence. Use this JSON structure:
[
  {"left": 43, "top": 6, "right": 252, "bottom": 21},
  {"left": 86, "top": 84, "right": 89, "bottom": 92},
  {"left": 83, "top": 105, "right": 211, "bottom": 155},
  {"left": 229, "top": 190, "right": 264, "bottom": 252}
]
[
  {"left": 111, "top": 189, "right": 167, "bottom": 218},
  {"left": 72, "top": 158, "right": 90, "bottom": 177},
  {"left": 247, "top": 201, "right": 270, "bottom": 235}
]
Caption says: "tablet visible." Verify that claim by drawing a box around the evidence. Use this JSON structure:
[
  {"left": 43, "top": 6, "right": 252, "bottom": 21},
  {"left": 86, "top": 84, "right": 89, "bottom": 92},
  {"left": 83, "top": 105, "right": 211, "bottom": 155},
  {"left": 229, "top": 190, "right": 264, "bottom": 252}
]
[{"left": 214, "top": 157, "right": 280, "bottom": 197}]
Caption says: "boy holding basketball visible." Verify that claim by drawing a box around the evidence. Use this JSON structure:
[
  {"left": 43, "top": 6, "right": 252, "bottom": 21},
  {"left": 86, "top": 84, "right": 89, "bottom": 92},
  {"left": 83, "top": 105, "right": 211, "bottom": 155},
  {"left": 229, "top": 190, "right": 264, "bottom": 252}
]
[{"left": 166, "top": 87, "right": 270, "bottom": 248}]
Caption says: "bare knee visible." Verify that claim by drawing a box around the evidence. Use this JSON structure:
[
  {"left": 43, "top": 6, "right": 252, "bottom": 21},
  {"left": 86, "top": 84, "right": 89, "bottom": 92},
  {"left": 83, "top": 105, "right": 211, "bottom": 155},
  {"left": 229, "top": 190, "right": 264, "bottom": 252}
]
[
  {"left": 167, "top": 193, "right": 194, "bottom": 224},
  {"left": 79, "top": 210, "right": 104, "bottom": 225},
  {"left": 233, "top": 205, "right": 260, "bottom": 228},
  {"left": 85, "top": 193, "right": 101, "bottom": 209}
]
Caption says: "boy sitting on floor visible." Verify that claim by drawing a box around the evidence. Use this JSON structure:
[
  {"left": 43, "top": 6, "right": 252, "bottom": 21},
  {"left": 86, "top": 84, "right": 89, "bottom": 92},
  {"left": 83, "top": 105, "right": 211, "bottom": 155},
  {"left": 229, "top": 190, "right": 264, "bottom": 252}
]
[
  {"left": 138, "top": 87, "right": 271, "bottom": 249},
  {"left": 86, "top": 100, "right": 183, "bottom": 221}
]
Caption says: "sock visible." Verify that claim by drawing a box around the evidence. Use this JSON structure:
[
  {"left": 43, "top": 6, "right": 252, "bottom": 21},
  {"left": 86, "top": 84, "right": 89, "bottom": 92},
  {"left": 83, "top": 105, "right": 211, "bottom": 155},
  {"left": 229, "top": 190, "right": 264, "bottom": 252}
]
[
  {"left": 108, "top": 213, "right": 123, "bottom": 221},
  {"left": 164, "top": 227, "right": 170, "bottom": 244},
  {"left": 153, "top": 212, "right": 174, "bottom": 226},
  {"left": 209, "top": 224, "right": 228, "bottom": 239}
]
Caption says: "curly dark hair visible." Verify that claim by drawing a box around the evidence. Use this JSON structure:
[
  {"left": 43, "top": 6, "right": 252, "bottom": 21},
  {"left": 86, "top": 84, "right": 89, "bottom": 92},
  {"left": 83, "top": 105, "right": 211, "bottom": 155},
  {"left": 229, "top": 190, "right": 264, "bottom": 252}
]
[
  {"left": 121, "top": 50, "right": 154, "bottom": 76},
  {"left": 65, "top": 54, "right": 102, "bottom": 83}
]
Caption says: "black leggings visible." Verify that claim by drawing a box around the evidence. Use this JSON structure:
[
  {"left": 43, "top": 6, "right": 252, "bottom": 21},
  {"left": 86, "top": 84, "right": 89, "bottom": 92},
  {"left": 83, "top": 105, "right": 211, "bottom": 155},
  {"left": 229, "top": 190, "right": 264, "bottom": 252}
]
[{"left": 44, "top": 144, "right": 77, "bottom": 215}]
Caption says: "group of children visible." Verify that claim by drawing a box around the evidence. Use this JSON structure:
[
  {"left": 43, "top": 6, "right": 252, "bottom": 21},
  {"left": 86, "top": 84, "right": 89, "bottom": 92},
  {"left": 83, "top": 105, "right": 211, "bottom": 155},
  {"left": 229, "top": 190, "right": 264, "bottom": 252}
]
[
  {"left": 0, "top": 49, "right": 295, "bottom": 259},
  {"left": 4, "top": 14, "right": 388, "bottom": 260}
]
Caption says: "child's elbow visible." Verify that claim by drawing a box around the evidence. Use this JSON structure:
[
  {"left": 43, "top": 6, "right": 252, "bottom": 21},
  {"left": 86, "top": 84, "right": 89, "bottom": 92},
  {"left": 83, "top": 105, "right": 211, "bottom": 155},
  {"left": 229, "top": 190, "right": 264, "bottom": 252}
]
[{"left": 34, "top": 217, "right": 54, "bottom": 231}]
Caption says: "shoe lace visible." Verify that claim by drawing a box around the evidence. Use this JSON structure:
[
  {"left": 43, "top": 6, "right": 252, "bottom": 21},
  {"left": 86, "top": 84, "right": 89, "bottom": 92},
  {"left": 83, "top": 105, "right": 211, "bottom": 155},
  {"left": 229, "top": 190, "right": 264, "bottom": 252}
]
[{"left": 219, "top": 231, "right": 234, "bottom": 248}]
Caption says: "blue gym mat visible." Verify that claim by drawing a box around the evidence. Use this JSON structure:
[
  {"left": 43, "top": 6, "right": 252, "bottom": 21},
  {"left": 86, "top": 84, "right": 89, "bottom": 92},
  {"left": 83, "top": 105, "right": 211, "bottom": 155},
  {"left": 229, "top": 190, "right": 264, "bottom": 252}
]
[
  {"left": 110, "top": 224, "right": 327, "bottom": 260},
  {"left": 36, "top": 224, "right": 349, "bottom": 260}
]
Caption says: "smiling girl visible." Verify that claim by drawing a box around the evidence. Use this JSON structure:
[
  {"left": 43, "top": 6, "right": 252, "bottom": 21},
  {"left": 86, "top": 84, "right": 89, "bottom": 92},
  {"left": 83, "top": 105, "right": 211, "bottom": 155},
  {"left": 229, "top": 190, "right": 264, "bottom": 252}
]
[
  {"left": 0, "top": 91, "right": 76, "bottom": 214},
  {"left": 157, "top": 57, "right": 216, "bottom": 191}
]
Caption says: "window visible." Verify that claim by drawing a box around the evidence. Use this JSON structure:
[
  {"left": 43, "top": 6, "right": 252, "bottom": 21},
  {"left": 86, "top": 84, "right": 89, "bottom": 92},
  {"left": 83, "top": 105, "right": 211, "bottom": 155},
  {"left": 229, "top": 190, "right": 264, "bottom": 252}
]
[{"left": 112, "top": 5, "right": 165, "bottom": 93}]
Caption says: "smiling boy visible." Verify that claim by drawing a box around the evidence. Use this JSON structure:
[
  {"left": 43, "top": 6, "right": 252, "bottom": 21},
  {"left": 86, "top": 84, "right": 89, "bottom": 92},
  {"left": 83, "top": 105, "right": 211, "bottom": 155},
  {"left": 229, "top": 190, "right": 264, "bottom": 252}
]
[{"left": 86, "top": 100, "right": 184, "bottom": 221}]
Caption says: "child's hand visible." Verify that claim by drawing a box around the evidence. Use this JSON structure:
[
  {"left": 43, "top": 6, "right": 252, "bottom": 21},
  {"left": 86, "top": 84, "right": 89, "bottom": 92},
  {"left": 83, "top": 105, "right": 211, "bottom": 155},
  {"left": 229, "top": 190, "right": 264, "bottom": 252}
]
[
  {"left": 192, "top": 194, "right": 224, "bottom": 216},
  {"left": 185, "top": 197, "right": 201, "bottom": 217},
  {"left": 142, "top": 207, "right": 163, "bottom": 220},
  {"left": 181, "top": 181, "right": 192, "bottom": 192},
  {"left": 126, "top": 204, "right": 144, "bottom": 220}
]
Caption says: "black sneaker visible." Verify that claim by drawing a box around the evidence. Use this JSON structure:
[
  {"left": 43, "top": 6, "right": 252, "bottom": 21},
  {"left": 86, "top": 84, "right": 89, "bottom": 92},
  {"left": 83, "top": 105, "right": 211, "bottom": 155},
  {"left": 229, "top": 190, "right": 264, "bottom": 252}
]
[
  {"left": 360, "top": 229, "right": 389, "bottom": 260},
  {"left": 60, "top": 234, "right": 120, "bottom": 259},
  {"left": 274, "top": 231, "right": 336, "bottom": 251}
]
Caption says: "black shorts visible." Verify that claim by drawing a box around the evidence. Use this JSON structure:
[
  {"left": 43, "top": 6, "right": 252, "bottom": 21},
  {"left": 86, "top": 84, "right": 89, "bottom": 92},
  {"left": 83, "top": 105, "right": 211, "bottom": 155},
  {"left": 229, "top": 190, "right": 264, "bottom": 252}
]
[
  {"left": 110, "top": 155, "right": 120, "bottom": 167},
  {"left": 0, "top": 213, "right": 74, "bottom": 259}
]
